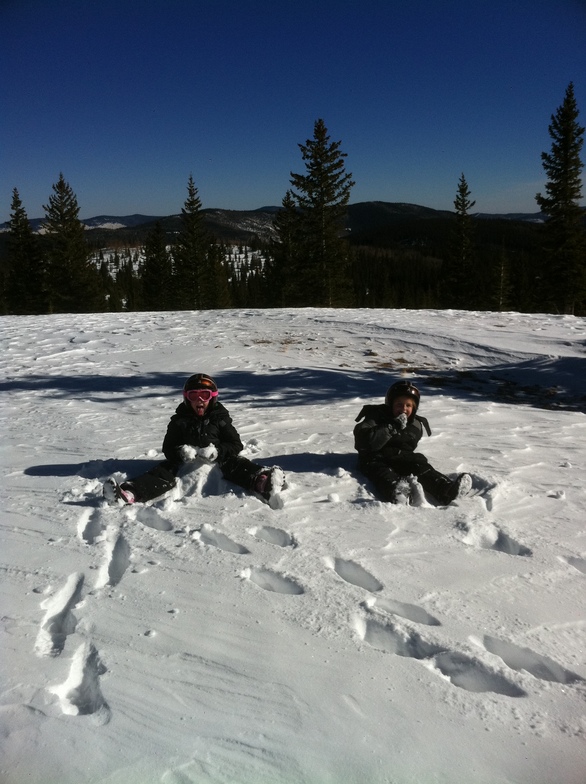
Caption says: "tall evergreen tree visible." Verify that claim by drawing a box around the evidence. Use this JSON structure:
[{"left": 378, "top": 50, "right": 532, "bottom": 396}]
[
  {"left": 269, "top": 190, "right": 302, "bottom": 305},
  {"left": 3, "top": 188, "right": 46, "bottom": 314},
  {"left": 140, "top": 221, "right": 173, "bottom": 310},
  {"left": 490, "top": 247, "right": 512, "bottom": 312},
  {"left": 172, "top": 175, "right": 207, "bottom": 309},
  {"left": 42, "top": 173, "right": 104, "bottom": 313},
  {"left": 199, "top": 240, "right": 231, "bottom": 309},
  {"left": 98, "top": 259, "right": 124, "bottom": 312},
  {"left": 536, "top": 82, "right": 585, "bottom": 314},
  {"left": 441, "top": 173, "right": 477, "bottom": 308},
  {"left": 171, "top": 175, "right": 231, "bottom": 310},
  {"left": 117, "top": 257, "right": 142, "bottom": 311},
  {"left": 287, "top": 119, "right": 355, "bottom": 306}
]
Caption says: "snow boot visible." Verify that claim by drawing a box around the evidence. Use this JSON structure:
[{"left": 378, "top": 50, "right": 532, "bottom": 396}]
[
  {"left": 103, "top": 478, "right": 136, "bottom": 505},
  {"left": 391, "top": 478, "right": 412, "bottom": 505},
  {"left": 418, "top": 468, "right": 472, "bottom": 505},
  {"left": 253, "top": 467, "right": 285, "bottom": 509},
  {"left": 453, "top": 472, "right": 473, "bottom": 499},
  {"left": 407, "top": 476, "right": 427, "bottom": 507}
]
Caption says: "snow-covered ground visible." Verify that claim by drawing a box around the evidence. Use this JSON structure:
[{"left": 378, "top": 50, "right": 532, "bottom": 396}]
[{"left": 1, "top": 307, "right": 585, "bottom": 784}]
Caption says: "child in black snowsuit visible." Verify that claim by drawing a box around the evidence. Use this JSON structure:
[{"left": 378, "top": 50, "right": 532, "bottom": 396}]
[
  {"left": 354, "top": 380, "right": 472, "bottom": 505},
  {"left": 103, "top": 373, "right": 285, "bottom": 507}
]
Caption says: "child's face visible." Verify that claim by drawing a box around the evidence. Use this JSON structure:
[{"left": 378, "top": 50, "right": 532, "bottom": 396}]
[
  {"left": 391, "top": 395, "right": 415, "bottom": 418},
  {"left": 189, "top": 396, "right": 210, "bottom": 417}
]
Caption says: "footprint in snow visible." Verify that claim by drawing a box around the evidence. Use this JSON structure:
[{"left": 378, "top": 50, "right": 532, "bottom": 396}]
[
  {"left": 49, "top": 641, "right": 111, "bottom": 724},
  {"left": 460, "top": 474, "right": 498, "bottom": 512},
  {"left": 95, "top": 533, "right": 131, "bottom": 589},
  {"left": 106, "top": 534, "right": 130, "bottom": 586},
  {"left": 79, "top": 508, "right": 106, "bottom": 544},
  {"left": 135, "top": 507, "right": 174, "bottom": 531},
  {"left": 354, "top": 617, "right": 525, "bottom": 697},
  {"left": 546, "top": 489, "right": 565, "bottom": 500},
  {"left": 480, "top": 635, "right": 584, "bottom": 684},
  {"left": 431, "top": 651, "right": 526, "bottom": 697},
  {"left": 326, "top": 557, "right": 383, "bottom": 593},
  {"left": 363, "top": 596, "right": 441, "bottom": 626},
  {"left": 195, "top": 524, "right": 250, "bottom": 554},
  {"left": 35, "top": 572, "right": 84, "bottom": 657},
  {"left": 456, "top": 517, "right": 532, "bottom": 556},
  {"left": 245, "top": 567, "right": 304, "bottom": 595},
  {"left": 564, "top": 555, "right": 586, "bottom": 575},
  {"left": 249, "top": 525, "right": 296, "bottom": 548}
]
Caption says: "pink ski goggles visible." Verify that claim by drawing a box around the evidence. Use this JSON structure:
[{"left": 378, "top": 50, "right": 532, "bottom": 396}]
[{"left": 184, "top": 388, "right": 218, "bottom": 403}]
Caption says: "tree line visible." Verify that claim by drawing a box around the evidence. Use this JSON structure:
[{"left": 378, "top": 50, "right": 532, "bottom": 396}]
[{"left": 1, "top": 83, "right": 584, "bottom": 316}]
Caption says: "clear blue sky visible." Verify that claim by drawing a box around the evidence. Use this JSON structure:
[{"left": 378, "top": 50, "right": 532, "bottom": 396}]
[{"left": 2, "top": 0, "right": 585, "bottom": 222}]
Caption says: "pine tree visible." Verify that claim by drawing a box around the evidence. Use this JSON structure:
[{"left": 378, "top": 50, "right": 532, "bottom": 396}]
[
  {"left": 442, "top": 173, "right": 477, "bottom": 308},
  {"left": 287, "top": 119, "right": 355, "bottom": 306},
  {"left": 269, "top": 190, "right": 302, "bottom": 305},
  {"left": 3, "top": 188, "right": 47, "bottom": 314},
  {"left": 99, "top": 259, "right": 123, "bottom": 312},
  {"left": 205, "top": 247, "right": 229, "bottom": 312},
  {"left": 140, "top": 221, "right": 173, "bottom": 310},
  {"left": 490, "top": 247, "right": 512, "bottom": 312},
  {"left": 171, "top": 175, "right": 231, "bottom": 310},
  {"left": 536, "top": 82, "right": 586, "bottom": 314},
  {"left": 172, "top": 175, "right": 206, "bottom": 309},
  {"left": 117, "top": 257, "right": 141, "bottom": 311},
  {"left": 42, "top": 174, "right": 104, "bottom": 313}
]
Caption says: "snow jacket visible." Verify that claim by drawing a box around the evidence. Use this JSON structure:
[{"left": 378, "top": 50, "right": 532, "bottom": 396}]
[
  {"left": 162, "top": 401, "right": 243, "bottom": 466},
  {"left": 353, "top": 404, "right": 431, "bottom": 462}
]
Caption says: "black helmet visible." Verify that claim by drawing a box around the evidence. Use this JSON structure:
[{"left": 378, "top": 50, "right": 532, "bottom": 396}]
[
  {"left": 385, "top": 380, "right": 420, "bottom": 415},
  {"left": 183, "top": 374, "right": 218, "bottom": 405},
  {"left": 184, "top": 373, "right": 217, "bottom": 393}
]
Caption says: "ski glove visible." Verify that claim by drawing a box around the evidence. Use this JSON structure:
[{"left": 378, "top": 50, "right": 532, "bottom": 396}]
[
  {"left": 178, "top": 445, "right": 198, "bottom": 462},
  {"left": 394, "top": 413, "right": 408, "bottom": 430},
  {"left": 197, "top": 444, "right": 218, "bottom": 463},
  {"left": 386, "top": 413, "right": 408, "bottom": 438}
]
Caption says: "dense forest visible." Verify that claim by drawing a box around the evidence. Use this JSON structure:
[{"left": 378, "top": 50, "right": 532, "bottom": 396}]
[{"left": 1, "top": 85, "right": 584, "bottom": 316}]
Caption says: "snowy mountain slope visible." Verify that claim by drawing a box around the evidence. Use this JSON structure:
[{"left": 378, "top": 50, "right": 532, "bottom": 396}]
[{"left": 1, "top": 308, "right": 585, "bottom": 784}]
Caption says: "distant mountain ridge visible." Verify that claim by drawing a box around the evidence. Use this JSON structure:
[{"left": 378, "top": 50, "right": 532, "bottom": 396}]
[{"left": 0, "top": 201, "right": 548, "bottom": 239}]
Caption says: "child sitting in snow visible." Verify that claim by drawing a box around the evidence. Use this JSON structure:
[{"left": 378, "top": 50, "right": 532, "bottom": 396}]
[
  {"left": 353, "top": 379, "right": 472, "bottom": 505},
  {"left": 103, "top": 373, "right": 285, "bottom": 508}
]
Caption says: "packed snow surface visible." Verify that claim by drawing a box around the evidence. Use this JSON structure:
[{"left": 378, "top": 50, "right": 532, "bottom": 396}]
[{"left": 1, "top": 307, "right": 586, "bottom": 784}]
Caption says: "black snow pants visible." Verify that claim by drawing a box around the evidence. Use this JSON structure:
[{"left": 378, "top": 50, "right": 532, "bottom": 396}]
[
  {"left": 358, "top": 451, "right": 457, "bottom": 505},
  {"left": 121, "top": 455, "right": 266, "bottom": 504}
]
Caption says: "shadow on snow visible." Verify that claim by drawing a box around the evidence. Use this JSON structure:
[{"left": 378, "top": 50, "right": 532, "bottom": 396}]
[{"left": 3, "top": 357, "right": 586, "bottom": 413}]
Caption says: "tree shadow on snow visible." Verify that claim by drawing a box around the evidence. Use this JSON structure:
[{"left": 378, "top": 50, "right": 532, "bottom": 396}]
[
  {"left": 1, "top": 367, "right": 384, "bottom": 403},
  {"left": 4, "top": 357, "right": 585, "bottom": 413},
  {"left": 419, "top": 355, "right": 586, "bottom": 414},
  {"left": 24, "top": 458, "right": 154, "bottom": 479}
]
